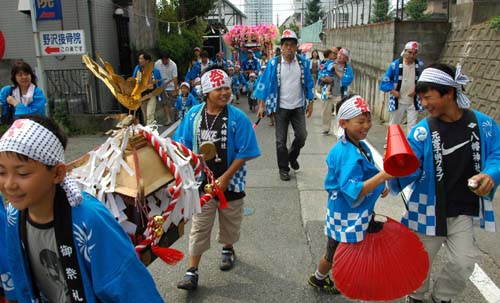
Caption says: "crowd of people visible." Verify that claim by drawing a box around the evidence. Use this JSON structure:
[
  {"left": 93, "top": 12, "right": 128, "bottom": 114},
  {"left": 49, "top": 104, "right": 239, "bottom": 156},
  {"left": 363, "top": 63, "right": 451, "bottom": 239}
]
[{"left": 0, "top": 30, "right": 498, "bottom": 303}]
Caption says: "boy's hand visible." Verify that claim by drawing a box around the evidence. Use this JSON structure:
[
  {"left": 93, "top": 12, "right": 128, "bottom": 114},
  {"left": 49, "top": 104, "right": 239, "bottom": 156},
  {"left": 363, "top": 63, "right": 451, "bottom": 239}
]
[
  {"left": 469, "top": 173, "right": 494, "bottom": 196},
  {"left": 257, "top": 101, "right": 266, "bottom": 118},
  {"left": 381, "top": 186, "right": 389, "bottom": 198},
  {"left": 390, "top": 90, "right": 400, "bottom": 98}
]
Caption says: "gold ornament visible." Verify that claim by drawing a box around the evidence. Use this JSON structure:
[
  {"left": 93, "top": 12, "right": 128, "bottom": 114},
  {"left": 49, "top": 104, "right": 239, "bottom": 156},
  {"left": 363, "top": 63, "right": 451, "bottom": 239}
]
[{"left": 153, "top": 215, "right": 165, "bottom": 238}]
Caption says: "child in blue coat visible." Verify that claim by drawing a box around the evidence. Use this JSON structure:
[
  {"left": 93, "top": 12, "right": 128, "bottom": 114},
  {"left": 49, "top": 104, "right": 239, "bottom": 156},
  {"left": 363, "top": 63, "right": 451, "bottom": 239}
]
[
  {"left": 308, "top": 95, "right": 392, "bottom": 294},
  {"left": 0, "top": 115, "right": 163, "bottom": 303},
  {"left": 246, "top": 73, "right": 258, "bottom": 112},
  {"left": 175, "top": 82, "right": 198, "bottom": 120}
]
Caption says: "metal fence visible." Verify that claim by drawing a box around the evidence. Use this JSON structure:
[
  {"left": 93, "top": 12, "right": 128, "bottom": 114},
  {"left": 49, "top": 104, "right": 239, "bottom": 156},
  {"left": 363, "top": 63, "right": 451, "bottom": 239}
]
[
  {"left": 45, "top": 69, "right": 98, "bottom": 115},
  {"left": 323, "top": 0, "right": 450, "bottom": 29}
]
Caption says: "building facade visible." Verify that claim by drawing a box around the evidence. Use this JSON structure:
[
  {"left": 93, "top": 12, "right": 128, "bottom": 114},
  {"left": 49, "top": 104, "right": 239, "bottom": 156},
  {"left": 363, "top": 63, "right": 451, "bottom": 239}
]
[
  {"left": 245, "top": 0, "right": 272, "bottom": 25},
  {"left": 0, "top": 0, "right": 158, "bottom": 115}
]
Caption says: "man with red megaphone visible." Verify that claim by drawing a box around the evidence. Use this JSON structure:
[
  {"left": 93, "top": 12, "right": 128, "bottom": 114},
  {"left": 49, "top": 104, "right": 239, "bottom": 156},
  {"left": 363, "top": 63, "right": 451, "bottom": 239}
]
[{"left": 388, "top": 63, "right": 500, "bottom": 303}]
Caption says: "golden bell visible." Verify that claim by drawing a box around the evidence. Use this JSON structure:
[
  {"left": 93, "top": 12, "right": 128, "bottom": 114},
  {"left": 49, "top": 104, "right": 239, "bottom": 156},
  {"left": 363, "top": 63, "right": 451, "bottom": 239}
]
[
  {"left": 204, "top": 183, "right": 213, "bottom": 194},
  {"left": 153, "top": 215, "right": 165, "bottom": 238}
]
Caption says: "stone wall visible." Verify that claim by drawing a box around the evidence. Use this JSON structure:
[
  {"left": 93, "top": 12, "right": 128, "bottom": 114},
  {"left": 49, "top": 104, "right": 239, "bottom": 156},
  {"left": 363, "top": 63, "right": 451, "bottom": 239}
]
[
  {"left": 440, "top": 22, "right": 500, "bottom": 121},
  {"left": 320, "top": 20, "right": 450, "bottom": 122}
]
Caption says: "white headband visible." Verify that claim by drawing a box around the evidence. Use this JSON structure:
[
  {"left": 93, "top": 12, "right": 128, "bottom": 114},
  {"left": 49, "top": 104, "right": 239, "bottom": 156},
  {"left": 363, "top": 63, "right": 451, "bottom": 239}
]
[
  {"left": 418, "top": 64, "right": 470, "bottom": 108},
  {"left": 0, "top": 119, "right": 82, "bottom": 207},
  {"left": 336, "top": 95, "right": 370, "bottom": 141},
  {"left": 201, "top": 69, "right": 231, "bottom": 94},
  {"left": 401, "top": 41, "right": 419, "bottom": 56}
]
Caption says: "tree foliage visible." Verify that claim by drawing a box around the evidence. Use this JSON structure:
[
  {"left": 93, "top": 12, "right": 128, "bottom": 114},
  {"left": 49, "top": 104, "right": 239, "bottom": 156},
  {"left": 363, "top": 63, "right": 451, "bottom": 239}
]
[
  {"left": 405, "top": 0, "right": 431, "bottom": 20},
  {"left": 488, "top": 15, "right": 500, "bottom": 29},
  {"left": 156, "top": 0, "right": 212, "bottom": 80},
  {"left": 160, "top": 0, "right": 216, "bottom": 21},
  {"left": 279, "top": 23, "right": 301, "bottom": 39},
  {"left": 304, "top": 0, "right": 324, "bottom": 26},
  {"left": 371, "top": 0, "right": 394, "bottom": 23}
]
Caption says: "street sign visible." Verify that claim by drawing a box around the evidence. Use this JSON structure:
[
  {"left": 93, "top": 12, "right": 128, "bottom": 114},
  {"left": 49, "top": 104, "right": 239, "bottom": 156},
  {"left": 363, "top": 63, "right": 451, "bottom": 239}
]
[
  {"left": 35, "top": 0, "right": 63, "bottom": 21},
  {"left": 40, "top": 30, "right": 86, "bottom": 56}
]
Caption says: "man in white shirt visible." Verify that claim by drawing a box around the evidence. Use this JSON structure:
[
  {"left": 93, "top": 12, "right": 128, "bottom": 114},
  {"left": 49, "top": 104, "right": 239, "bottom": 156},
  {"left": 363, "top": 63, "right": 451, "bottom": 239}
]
[
  {"left": 155, "top": 51, "right": 178, "bottom": 125},
  {"left": 254, "top": 30, "right": 315, "bottom": 181}
]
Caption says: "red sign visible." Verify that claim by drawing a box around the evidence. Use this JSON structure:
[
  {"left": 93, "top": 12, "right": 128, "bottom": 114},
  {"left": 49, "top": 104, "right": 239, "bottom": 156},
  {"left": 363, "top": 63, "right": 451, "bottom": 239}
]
[{"left": 44, "top": 46, "right": 60, "bottom": 54}]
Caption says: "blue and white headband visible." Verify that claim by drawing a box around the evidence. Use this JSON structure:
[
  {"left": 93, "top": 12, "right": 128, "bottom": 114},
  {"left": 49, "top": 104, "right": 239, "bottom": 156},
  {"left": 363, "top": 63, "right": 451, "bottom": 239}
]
[
  {"left": 418, "top": 64, "right": 470, "bottom": 108},
  {"left": 0, "top": 119, "right": 82, "bottom": 207},
  {"left": 336, "top": 95, "right": 370, "bottom": 142}
]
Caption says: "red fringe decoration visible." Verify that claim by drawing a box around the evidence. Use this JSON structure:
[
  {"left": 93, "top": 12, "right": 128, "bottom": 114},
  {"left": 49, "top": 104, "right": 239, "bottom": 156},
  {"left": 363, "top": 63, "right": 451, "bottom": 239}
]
[{"left": 152, "top": 245, "right": 184, "bottom": 265}]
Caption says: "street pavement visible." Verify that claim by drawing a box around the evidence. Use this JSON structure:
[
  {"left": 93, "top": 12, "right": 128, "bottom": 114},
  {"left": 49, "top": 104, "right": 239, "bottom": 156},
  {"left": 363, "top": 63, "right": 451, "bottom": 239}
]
[{"left": 66, "top": 96, "right": 500, "bottom": 303}]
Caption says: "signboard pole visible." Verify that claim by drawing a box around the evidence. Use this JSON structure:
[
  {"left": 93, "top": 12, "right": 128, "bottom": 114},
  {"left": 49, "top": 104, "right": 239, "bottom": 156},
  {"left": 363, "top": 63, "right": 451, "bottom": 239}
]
[{"left": 30, "top": 0, "right": 48, "bottom": 115}]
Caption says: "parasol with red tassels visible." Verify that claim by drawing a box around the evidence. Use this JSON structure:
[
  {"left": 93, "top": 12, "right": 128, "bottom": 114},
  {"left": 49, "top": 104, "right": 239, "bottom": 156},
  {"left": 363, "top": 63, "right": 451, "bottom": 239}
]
[{"left": 333, "top": 215, "right": 430, "bottom": 301}]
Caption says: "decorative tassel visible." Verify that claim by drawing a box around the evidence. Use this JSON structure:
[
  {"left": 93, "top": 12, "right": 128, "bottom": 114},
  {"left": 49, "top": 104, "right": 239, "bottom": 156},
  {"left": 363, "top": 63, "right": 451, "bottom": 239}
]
[
  {"left": 216, "top": 187, "right": 228, "bottom": 209},
  {"left": 152, "top": 245, "right": 184, "bottom": 265},
  {"left": 167, "top": 22, "right": 170, "bottom": 33}
]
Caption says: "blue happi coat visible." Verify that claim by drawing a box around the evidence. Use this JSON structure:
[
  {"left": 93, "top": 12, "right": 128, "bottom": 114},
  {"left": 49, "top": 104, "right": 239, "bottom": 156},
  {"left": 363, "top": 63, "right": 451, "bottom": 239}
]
[
  {"left": 252, "top": 55, "right": 315, "bottom": 115},
  {"left": 174, "top": 104, "right": 261, "bottom": 192},
  {"left": 0, "top": 195, "right": 15, "bottom": 301},
  {"left": 324, "top": 140, "right": 385, "bottom": 243},
  {"left": 388, "top": 110, "right": 500, "bottom": 235},
  {"left": 6, "top": 193, "right": 164, "bottom": 303},
  {"left": 0, "top": 85, "right": 47, "bottom": 118},
  {"left": 379, "top": 58, "right": 424, "bottom": 112},
  {"left": 175, "top": 92, "right": 198, "bottom": 120}
]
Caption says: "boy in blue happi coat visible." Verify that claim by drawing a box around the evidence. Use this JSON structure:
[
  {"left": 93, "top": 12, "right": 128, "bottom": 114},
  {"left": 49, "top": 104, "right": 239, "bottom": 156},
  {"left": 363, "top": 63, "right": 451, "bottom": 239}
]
[
  {"left": 0, "top": 115, "right": 164, "bottom": 303},
  {"left": 308, "top": 95, "right": 392, "bottom": 294},
  {"left": 175, "top": 67, "right": 260, "bottom": 291},
  {"left": 388, "top": 63, "right": 500, "bottom": 303}
]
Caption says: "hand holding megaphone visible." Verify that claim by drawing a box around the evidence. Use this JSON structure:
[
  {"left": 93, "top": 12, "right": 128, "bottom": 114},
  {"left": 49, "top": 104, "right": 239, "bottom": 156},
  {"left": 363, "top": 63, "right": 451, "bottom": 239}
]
[{"left": 383, "top": 124, "right": 420, "bottom": 177}]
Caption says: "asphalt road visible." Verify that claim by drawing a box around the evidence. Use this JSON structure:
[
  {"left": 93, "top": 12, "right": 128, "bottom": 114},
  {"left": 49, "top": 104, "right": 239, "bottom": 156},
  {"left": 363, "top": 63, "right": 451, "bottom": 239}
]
[{"left": 66, "top": 95, "right": 500, "bottom": 303}]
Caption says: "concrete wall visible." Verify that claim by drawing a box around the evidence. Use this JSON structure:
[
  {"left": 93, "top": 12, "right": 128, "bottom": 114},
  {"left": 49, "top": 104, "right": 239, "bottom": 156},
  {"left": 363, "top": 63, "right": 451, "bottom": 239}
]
[
  {"left": 320, "top": 20, "right": 450, "bottom": 122},
  {"left": 440, "top": 22, "right": 500, "bottom": 121},
  {"left": 449, "top": 0, "right": 500, "bottom": 30}
]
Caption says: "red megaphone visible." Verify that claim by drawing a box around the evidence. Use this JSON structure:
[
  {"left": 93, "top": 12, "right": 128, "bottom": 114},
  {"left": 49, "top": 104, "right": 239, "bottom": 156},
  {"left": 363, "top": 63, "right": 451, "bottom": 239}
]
[{"left": 384, "top": 124, "right": 420, "bottom": 177}]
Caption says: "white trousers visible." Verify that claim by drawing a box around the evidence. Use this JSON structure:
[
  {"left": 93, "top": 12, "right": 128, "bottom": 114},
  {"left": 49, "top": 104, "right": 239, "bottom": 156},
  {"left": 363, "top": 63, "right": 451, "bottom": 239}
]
[
  {"left": 389, "top": 103, "right": 419, "bottom": 134},
  {"left": 411, "top": 215, "right": 478, "bottom": 302},
  {"left": 322, "top": 95, "right": 342, "bottom": 133}
]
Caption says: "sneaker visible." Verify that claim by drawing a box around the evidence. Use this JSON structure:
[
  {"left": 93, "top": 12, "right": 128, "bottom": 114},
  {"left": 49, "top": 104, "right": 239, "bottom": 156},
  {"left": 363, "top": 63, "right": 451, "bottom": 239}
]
[
  {"left": 177, "top": 268, "right": 198, "bottom": 290},
  {"left": 405, "top": 296, "right": 423, "bottom": 303},
  {"left": 431, "top": 295, "right": 451, "bottom": 303},
  {"left": 279, "top": 171, "right": 290, "bottom": 181},
  {"left": 220, "top": 248, "right": 236, "bottom": 271},
  {"left": 322, "top": 131, "right": 329, "bottom": 135},
  {"left": 290, "top": 159, "right": 300, "bottom": 171},
  {"left": 307, "top": 274, "right": 340, "bottom": 294}
]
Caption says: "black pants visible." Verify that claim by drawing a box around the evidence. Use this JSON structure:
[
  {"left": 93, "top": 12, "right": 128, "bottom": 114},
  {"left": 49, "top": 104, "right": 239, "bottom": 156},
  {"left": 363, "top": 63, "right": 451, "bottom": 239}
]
[{"left": 274, "top": 106, "right": 307, "bottom": 173}]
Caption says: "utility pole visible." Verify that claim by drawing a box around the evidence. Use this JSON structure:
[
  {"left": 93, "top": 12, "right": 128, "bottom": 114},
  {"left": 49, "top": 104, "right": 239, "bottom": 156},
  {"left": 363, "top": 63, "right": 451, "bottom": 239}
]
[
  {"left": 218, "top": 0, "right": 223, "bottom": 52},
  {"left": 29, "top": 0, "right": 47, "bottom": 114}
]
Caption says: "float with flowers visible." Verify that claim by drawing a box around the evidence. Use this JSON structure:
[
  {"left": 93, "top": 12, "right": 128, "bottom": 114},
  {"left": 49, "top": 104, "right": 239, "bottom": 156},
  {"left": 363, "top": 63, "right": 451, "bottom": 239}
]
[{"left": 223, "top": 24, "right": 279, "bottom": 63}]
